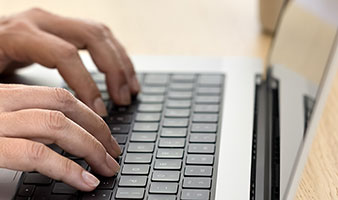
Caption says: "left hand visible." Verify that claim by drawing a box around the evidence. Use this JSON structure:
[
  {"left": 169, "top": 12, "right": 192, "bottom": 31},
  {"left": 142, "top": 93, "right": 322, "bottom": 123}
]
[{"left": 0, "top": 8, "right": 140, "bottom": 116}]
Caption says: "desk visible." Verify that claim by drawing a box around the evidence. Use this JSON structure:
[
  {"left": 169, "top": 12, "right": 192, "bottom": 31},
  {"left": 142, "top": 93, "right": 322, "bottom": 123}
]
[{"left": 0, "top": 0, "right": 336, "bottom": 199}]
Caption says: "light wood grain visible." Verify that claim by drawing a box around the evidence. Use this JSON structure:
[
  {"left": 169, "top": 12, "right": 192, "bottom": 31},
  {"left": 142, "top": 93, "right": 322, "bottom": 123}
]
[{"left": 0, "top": 0, "right": 336, "bottom": 199}]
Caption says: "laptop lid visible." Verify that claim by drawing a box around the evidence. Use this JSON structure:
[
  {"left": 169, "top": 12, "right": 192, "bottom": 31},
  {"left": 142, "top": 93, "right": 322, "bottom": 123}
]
[{"left": 267, "top": 0, "right": 338, "bottom": 199}]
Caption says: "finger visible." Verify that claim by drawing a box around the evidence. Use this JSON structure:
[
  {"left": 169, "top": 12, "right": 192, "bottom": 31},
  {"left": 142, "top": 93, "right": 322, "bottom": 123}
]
[
  {"left": 0, "top": 137, "right": 99, "bottom": 191},
  {"left": 0, "top": 86, "right": 121, "bottom": 157},
  {"left": 24, "top": 9, "right": 137, "bottom": 104},
  {"left": 0, "top": 109, "right": 119, "bottom": 176},
  {"left": 0, "top": 20, "right": 107, "bottom": 116},
  {"left": 109, "top": 34, "right": 140, "bottom": 95}
]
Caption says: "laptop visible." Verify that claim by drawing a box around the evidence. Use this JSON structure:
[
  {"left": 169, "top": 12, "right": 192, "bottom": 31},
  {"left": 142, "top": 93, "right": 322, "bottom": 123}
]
[{"left": 0, "top": 0, "right": 337, "bottom": 199}]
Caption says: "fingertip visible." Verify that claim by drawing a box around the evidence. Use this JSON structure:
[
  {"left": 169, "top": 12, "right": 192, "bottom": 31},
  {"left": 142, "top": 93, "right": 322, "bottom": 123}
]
[
  {"left": 118, "top": 84, "right": 131, "bottom": 105},
  {"left": 93, "top": 97, "right": 108, "bottom": 116},
  {"left": 106, "top": 153, "right": 120, "bottom": 174},
  {"left": 130, "top": 75, "right": 140, "bottom": 94},
  {"left": 110, "top": 136, "right": 122, "bottom": 158}
]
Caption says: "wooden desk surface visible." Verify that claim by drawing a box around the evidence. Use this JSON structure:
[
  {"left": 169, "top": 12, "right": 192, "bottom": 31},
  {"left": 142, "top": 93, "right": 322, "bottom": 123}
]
[{"left": 0, "top": 0, "right": 336, "bottom": 199}]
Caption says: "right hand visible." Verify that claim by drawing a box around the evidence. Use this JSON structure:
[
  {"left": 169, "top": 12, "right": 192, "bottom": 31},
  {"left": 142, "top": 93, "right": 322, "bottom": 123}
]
[{"left": 0, "top": 84, "right": 121, "bottom": 191}]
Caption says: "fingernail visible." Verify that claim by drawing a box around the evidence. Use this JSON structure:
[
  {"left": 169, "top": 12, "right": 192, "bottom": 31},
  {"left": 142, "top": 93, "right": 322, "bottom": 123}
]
[
  {"left": 93, "top": 97, "right": 108, "bottom": 116},
  {"left": 131, "top": 75, "right": 140, "bottom": 93},
  {"left": 106, "top": 153, "right": 120, "bottom": 173},
  {"left": 119, "top": 84, "right": 131, "bottom": 104},
  {"left": 82, "top": 171, "right": 100, "bottom": 188}
]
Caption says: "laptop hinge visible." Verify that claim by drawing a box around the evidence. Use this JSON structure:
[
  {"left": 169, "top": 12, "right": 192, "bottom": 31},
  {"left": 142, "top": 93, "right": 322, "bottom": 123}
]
[{"left": 253, "top": 68, "right": 280, "bottom": 200}]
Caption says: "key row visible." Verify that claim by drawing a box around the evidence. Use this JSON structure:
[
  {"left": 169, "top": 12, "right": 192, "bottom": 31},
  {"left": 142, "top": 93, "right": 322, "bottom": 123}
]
[
  {"left": 108, "top": 103, "right": 221, "bottom": 114},
  {"left": 109, "top": 124, "right": 218, "bottom": 134},
  {"left": 113, "top": 133, "right": 216, "bottom": 144},
  {"left": 92, "top": 72, "right": 224, "bottom": 86},
  {"left": 126, "top": 143, "right": 215, "bottom": 154},
  {"left": 115, "top": 188, "right": 210, "bottom": 200}
]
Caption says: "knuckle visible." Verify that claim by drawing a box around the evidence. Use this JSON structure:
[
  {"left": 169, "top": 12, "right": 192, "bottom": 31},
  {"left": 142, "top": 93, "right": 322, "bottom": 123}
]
[
  {"left": 46, "top": 110, "right": 68, "bottom": 131},
  {"left": 5, "top": 19, "right": 31, "bottom": 30},
  {"left": 27, "top": 142, "right": 49, "bottom": 162},
  {"left": 53, "top": 88, "right": 77, "bottom": 110},
  {"left": 59, "top": 44, "right": 78, "bottom": 61},
  {"left": 88, "top": 22, "right": 110, "bottom": 41}
]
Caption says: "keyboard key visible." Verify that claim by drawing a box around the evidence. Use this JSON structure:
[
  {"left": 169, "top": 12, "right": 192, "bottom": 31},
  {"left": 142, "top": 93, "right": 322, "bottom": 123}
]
[
  {"left": 130, "top": 132, "right": 157, "bottom": 142},
  {"left": 119, "top": 176, "right": 147, "bottom": 187},
  {"left": 181, "top": 189, "right": 210, "bottom": 200},
  {"left": 192, "top": 114, "right": 218, "bottom": 123},
  {"left": 48, "top": 144, "right": 63, "bottom": 154},
  {"left": 157, "top": 149, "right": 184, "bottom": 158},
  {"left": 128, "top": 143, "right": 155, "bottom": 153},
  {"left": 135, "top": 113, "right": 161, "bottom": 122},
  {"left": 82, "top": 190, "right": 112, "bottom": 200},
  {"left": 133, "top": 123, "right": 159, "bottom": 132},
  {"left": 167, "top": 100, "right": 191, "bottom": 108},
  {"left": 122, "top": 165, "right": 150, "bottom": 175},
  {"left": 171, "top": 74, "right": 195, "bottom": 82},
  {"left": 195, "top": 96, "right": 220, "bottom": 104},
  {"left": 194, "top": 105, "right": 219, "bottom": 113},
  {"left": 165, "top": 109, "right": 190, "bottom": 118},
  {"left": 74, "top": 159, "right": 88, "bottom": 170},
  {"left": 139, "top": 95, "right": 165, "bottom": 103},
  {"left": 125, "top": 153, "right": 153, "bottom": 164},
  {"left": 152, "top": 171, "right": 180, "bottom": 182},
  {"left": 183, "top": 178, "right": 211, "bottom": 189},
  {"left": 136, "top": 74, "right": 143, "bottom": 83},
  {"left": 159, "top": 138, "right": 185, "bottom": 148},
  {"left": 198, "top": 74, "right": 224, "bottom": 86},
  {"left": 109, "top": 124, "right": 130, "bottom": 134},
  {"left": 186, "top": 155, "right": 214, "bottom": 165},
  {"left": 97, "top": 176, "right": 115, "bottom": 189},
  {"left": 31, "top": 186, "right": 51, "bottom": 200},
  {"left": 142, "top": 86, "right": 166, "bottom": 94},
  {"left": 52, "top": 183, "right": 77, "bottom": 194},
  {"left": 144, "top": 74, "right": 169, "bottom": 85},
  {"left": 149, "top": 182, "right": 178, "bottom": 194},
  {"left": 138, "top": 104, "right": 163, "bottom": 112},
  {"left": 161, "top": 128, "right": 187, "bottom": 137},
  {"left": 23, "top": 173, "right": 52, "bottom": 185},
  {"left": 188, "top": 144, "right": 215, "bottom": 154},
  {"left": 111, "top": 105, "right": 137, "bottom": 114},
  {"left": 115, "top": 188, "right": 144, "bottom": 199},
  {"left": 168, "top": 91, "right": 193, "bottom": 99},
  {"left": 184, "top": 166, "right": 213, "bottom": 177},
  {"left": 114, "top": 135, "right": 128, "bottom": 144},
  {"left": 63, "top": 152, "right": 80, "bottom": 159},
  {"left": 18, "top": 185, "right": 35, "bottom": 197},
  {"left": 189, "top": 134, "right": 216, "bottom": 143},
  {"left": 154, "top": 159, "right": 182, "bottom": 170},
  {"left": 163, "top": 118, "right": 189, "bottom": 127},
  {"left": 110, "top": 114, "right": 133, "bottom": 124},
  {"left": 148, "top": 195, "right": 176, "bottom": 200},
  {"left": 197, "top": 87, "right": 221, "bottom": 95},
  {"left": 191, "top": 123, "right": 217, "bottom": 133},
  {"left": 169, "top": 83, "right": 194, "bottom": 91}
]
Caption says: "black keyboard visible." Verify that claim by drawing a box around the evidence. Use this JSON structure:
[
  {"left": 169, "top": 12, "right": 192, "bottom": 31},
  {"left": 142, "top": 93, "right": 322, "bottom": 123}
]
[{"left": 14, "top": 72, "right": 225, "bottom": 200}]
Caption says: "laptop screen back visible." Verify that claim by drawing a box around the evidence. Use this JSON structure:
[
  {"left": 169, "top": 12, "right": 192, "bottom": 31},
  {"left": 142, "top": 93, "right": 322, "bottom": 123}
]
[{"left": 268, "top": 0, "right": 338, "bottom": 198}]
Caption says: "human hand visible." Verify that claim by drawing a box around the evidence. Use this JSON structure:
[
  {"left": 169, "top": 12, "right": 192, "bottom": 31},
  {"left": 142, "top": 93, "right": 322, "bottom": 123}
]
[
  {"left": 0, "top": 84, "right": 121, "bottom": 191},
  {"left": 0, "top": 8, "right": 140, "bottom": 116}
]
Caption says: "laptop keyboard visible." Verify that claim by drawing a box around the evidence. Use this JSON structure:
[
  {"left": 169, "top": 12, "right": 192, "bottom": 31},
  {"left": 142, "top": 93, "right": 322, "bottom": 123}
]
[{"left": 14, "top": 72, "right": 225, "bottom": 200}]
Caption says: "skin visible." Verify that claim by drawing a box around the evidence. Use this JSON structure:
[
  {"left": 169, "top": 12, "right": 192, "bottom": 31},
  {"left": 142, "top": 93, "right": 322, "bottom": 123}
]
[{"left": 0, "top": 8, "right": 140, "bottom": 191}]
